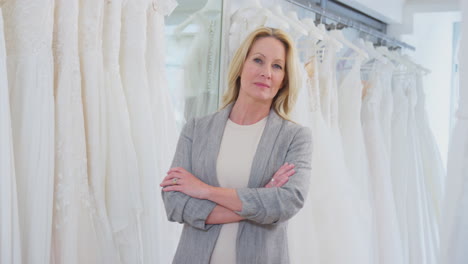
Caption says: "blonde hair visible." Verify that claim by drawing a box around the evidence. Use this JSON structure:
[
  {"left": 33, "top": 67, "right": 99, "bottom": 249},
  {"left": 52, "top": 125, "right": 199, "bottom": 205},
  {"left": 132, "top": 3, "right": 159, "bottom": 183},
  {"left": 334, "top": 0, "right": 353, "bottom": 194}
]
[{"left": 221, "top": 27, "right": 300, "bottom": 121}]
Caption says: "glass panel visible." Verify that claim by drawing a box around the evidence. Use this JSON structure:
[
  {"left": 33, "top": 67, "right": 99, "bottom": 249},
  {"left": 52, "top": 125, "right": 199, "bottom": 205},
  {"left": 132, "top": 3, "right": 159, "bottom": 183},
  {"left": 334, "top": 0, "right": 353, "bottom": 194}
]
[{"left": 165, "top": 0, "right": 223, "bottom": 126}]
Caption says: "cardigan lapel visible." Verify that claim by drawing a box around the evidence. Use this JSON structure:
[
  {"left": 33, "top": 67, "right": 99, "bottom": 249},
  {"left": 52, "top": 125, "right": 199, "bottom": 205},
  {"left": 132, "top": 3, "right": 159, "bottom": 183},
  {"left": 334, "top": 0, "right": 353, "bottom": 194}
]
[
  {"left": 203, "top": 104, "right": 233, "bottom": 187},
  {"left": 248, "top": 109, "right": 284, "bottom": 188}
]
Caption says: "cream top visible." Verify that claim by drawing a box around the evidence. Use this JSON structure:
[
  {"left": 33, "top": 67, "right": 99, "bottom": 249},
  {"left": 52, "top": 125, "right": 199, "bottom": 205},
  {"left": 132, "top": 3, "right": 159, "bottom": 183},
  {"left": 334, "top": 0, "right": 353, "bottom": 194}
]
[{"left": 210, "top": 117, "right": 267, "bottom": 264}]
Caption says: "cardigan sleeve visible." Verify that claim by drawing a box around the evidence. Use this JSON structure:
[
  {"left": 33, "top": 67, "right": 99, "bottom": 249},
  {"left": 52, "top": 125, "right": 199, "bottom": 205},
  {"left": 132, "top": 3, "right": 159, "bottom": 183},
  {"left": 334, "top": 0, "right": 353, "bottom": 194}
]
[
  {"left": 235, "top": 126, "right": 313, "bottom": 225},
  {"left": 161, "top": 118, "right": 217, "bottom": 231}
]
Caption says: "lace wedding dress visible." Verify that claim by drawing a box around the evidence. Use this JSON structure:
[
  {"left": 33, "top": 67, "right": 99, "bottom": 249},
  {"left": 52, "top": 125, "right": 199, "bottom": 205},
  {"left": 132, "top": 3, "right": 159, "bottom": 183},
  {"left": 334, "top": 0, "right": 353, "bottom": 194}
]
[
  {"left": 79, "top": 0, "right": 121, "bottom": 262},
  {"left": 2, "top": 1, "right": 55, "bottom": 263},
  {"left": 51, "top": 0, "right": 101, "bottom": 263}
]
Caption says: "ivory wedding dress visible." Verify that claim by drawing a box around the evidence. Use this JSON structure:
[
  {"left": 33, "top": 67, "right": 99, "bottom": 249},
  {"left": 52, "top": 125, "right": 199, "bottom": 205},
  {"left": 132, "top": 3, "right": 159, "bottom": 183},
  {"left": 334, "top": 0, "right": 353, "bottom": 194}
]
[
  {"left": 146, "top": 2, "right": 182, "bottom": 262},
  {"left": 289, "top": 40, "right": 373, "bottom": 264},
  {"left": 2, "top": 1, "right": 55, "bottom": 263},
  {"left": 102, "top": 1, "right": 142, "bottom": 262},
  {"left": 182, "top": 11, "right": 221, "bottom": 119},
  {"left": 0, "top": 9, "right": 22, "bottom": 264},
  {"left": 361, "top": 63, "right": 404, "bottom": 264},
  {"left": 51, "top": 0, "right": 100, "bottom": 263},
  {"left": 440, "top": 2, "right": 468, "bottom": 262},
  {"left": 79, "top": 0, "right": 121, "bottom": 262}
]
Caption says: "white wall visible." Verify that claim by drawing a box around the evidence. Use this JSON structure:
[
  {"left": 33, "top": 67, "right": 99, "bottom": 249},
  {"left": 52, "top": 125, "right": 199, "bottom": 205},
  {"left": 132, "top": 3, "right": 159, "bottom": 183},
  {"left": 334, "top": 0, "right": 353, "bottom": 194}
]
[{"left": 400, "top": 11, "right": 461, "bottom": 166}]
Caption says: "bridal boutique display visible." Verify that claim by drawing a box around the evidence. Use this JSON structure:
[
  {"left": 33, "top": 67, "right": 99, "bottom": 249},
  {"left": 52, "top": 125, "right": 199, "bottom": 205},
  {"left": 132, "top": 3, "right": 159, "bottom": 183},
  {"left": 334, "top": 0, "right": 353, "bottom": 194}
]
[
  {"left": 0, "top": 0, "right": 460, "bottom": 263},
  {"left": 289, "top": 33, "right": 374, "bottom": 264},
  {"left": 225, "top": 2, "right": 445, "bottom": 263},
  {"left": 0, "top": 0, "right": 179, "bottom": 263}
]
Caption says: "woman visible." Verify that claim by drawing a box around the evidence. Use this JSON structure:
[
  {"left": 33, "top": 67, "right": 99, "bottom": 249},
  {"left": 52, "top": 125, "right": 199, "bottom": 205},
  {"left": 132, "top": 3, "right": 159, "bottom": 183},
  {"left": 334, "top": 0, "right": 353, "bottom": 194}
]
[{"left": 160, "top": 27, "right": 312, "bottom": 264}]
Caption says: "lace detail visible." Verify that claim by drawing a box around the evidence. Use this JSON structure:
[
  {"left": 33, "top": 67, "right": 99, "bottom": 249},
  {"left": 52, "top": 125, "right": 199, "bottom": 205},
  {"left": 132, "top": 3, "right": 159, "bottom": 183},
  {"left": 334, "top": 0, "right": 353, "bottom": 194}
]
[{"left": 2, "top": 0, "right": 54, "bottom": 56}]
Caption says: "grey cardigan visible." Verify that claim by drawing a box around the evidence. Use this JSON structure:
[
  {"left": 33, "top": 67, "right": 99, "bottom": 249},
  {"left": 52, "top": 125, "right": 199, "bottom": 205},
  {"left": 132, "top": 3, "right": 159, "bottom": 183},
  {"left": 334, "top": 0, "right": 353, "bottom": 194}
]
[{"left": 162, "top": 104, "right": 312, "bottom": 264}]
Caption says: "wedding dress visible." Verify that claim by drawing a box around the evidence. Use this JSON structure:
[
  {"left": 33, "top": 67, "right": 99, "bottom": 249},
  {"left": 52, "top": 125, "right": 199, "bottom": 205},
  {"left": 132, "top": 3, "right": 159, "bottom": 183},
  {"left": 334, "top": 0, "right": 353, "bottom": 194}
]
[
  {"left": 0, "top": 9, "right": 22, "bottom": 264},
  {"left": 121, "top": 0, "right": 178, "bottom": 263},
  {"left": 336, "top": 55, "right": 372, "bottom": 206},
  {"left": 146, "top": 2, "right": 182, "bottom": 262},
  {"left": 361, "top": 62, "right": 404, "bottom": 264},
  {"left": 182, "top": 11, "right": 221, "bottom": 119},
  {"left": 406, "top": 72, "right": 438, "bottom": 264},
  {"left": 440, "top": 1, "right": 468, "bottom": 262},
  {"left": 79, "top": 0, "right": 121, "bottom": 262},
  {"left": 51, "top": 0, "right": 100, "bottom": 263},
  {"left": 391, "top": 72, "right": 429, "bottom": 264},
  {"left": 414, "top": 72, "right": 443, "bottom": 262},
  {"left": 102, "top": 1, "right": 143, "bottom": 262},
  {"left": 2, "top": 1, "right": 55, "bottom": 263},
  {"left": 379, "top": 63, "right": 394, "bottom": 156},
  {"left": 289, "top": 40, "right": 373, "bottom": 264}
]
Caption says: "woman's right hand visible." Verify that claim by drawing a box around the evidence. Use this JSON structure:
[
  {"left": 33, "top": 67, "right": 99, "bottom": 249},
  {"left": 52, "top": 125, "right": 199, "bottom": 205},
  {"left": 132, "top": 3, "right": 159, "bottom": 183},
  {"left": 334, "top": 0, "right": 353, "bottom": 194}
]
[{"left": 264, "top": 162, "right": 295, "bottom": 188}]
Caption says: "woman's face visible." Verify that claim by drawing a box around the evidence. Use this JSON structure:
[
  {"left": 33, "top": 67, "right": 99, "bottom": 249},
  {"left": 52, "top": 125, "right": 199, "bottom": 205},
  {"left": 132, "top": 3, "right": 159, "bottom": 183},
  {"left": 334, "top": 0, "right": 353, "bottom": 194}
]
[{"left": 238, "top": 37, "right": 286, "bottom": 105}]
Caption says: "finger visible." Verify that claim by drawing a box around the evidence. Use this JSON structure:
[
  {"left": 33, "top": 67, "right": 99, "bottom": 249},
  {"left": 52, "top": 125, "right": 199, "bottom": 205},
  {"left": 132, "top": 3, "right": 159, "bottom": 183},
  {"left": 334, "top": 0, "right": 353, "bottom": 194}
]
[
  {"left": 162, "top": 185, "right": 183, "bottom": 192},
  {"left": 285, "top": 169, "right": 295, "bottom": 177},
  {"left": 273, "top": 165, "right": 289, "bottom": 178},
  {"left": 274, "top": 163, "right": 295, "bottom": 177},
  {"left": 160, "top": 178, "right": 181, "bottom": 187},
  {"left": 167, "top": 167, "right": 186, "bottom": 174},
  {"left": 275, "top": 177, "right": 289, "bottom": 187}
]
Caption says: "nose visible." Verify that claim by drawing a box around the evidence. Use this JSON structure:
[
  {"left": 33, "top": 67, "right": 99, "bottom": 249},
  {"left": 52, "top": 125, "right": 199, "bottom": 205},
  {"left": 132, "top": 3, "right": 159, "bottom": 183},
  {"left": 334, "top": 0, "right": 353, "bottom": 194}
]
[{"left": 261, "top": 66, "right": 272, "bottom": 79}]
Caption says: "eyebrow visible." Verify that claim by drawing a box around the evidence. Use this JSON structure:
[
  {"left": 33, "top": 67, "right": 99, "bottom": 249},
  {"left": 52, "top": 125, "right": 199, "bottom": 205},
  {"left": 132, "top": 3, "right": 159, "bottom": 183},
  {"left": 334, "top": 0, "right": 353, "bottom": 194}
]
[{"left": 252, "top": 53, "right": 285, "bottom": 64}]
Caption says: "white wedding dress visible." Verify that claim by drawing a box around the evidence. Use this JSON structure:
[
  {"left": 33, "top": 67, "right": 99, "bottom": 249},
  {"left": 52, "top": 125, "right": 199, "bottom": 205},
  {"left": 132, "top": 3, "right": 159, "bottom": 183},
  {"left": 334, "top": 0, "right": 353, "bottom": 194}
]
[
  {"left": 361, "top": 62, "right": 404, "bottom": 264},
  {"left": 51, "top": 0, "right": 101, "bottom": 263},
  {"left": 413, "top": 72, "right": 442, "bottom": 264},
  {"left": 79, "top": 0, "right": 121, "bottom": 262},
  {"left": 2, "top": 1, "right": 55, "bottom": 263},
  {"left": 406, "top": 72, "right": 438, "bottom": 264},
  {"left": 289, "top": 39, "right": 373, "bottom": 264},
  {"left": 440, "top": 1, "right": 468, "bottom": 262},
  {"left": 102, "top": 1, "right": 143, "bottom": 262},
  {"left": 146, "top": 2, "right": 182, "bottom": 262},
  {"left": 0, "top": 9, "right": 22, "bottom": 264},
  {"left": 379, "top": 63, "right": 394, "bottom": 156},
  {"left": 336, "top": 55, "right": 372, "bottom": 208}
]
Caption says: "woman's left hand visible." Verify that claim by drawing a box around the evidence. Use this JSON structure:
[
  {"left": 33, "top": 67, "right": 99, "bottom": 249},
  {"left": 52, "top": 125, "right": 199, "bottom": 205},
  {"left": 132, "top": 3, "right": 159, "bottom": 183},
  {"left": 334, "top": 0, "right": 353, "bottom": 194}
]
[{"left": 160, "top": 167, "right": 212, "bottom": 200}]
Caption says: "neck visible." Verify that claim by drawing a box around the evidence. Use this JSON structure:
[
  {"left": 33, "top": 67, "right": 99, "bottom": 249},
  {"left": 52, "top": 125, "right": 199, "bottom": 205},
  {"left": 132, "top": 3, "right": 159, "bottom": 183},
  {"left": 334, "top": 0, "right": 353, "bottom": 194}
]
[{"left": 229, "top": 98, "right": 272, "bottom": 125}]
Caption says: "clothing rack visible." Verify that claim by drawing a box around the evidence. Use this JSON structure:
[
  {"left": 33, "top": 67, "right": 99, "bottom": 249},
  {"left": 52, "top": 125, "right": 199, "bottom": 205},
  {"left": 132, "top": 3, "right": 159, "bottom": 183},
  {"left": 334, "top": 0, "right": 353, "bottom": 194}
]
[{"left": 286, "top": 0, "right": 416, "bottom": 51}]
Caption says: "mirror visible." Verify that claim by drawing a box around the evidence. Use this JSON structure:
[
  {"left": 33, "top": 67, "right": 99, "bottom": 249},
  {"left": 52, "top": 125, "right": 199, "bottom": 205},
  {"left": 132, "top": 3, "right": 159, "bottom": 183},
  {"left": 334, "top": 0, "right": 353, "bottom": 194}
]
[{"left": 165, "top": 0, "right": 223, "bottom": 126}]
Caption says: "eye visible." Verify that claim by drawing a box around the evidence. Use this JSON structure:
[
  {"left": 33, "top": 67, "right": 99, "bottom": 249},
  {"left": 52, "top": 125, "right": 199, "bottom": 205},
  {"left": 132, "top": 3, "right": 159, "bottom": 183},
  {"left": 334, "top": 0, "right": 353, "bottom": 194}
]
[
  {"left": 253, "top": 58, "right": 263, "bottom": 64},
  {"left": 273, "top": 64, "right": 283, "bottom": 70}
]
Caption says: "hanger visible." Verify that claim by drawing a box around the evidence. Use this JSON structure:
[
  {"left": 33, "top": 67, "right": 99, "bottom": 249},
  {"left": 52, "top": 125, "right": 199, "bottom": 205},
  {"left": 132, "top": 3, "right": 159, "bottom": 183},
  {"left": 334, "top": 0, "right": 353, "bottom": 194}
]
[
  {"left": 330, "top": 29, "right": 368, "bottom": 59},
  {"left": 317, "top": 23, "right": 343, "bottom": 49},
  {"left": 356, "top": 38, "right": 388, "bottom": 64},
  {"left": 301, "top": 18, "right": 324, "bottom": 40}
]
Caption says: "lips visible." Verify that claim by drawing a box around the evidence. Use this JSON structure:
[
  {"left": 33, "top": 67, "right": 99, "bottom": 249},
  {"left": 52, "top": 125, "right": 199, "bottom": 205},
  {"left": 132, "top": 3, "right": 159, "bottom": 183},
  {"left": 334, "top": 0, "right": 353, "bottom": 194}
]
[{"left": 254, "top": 82, "right": 270, "bottom": 88}]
